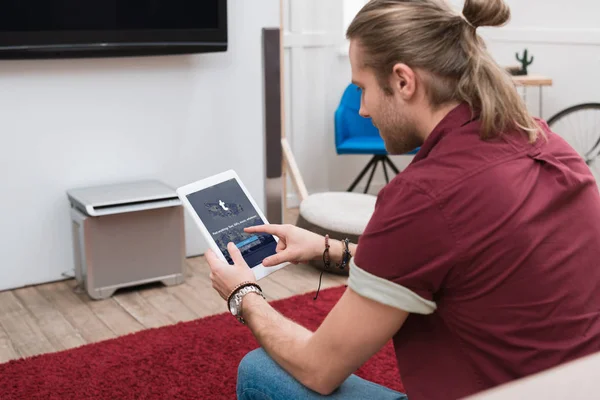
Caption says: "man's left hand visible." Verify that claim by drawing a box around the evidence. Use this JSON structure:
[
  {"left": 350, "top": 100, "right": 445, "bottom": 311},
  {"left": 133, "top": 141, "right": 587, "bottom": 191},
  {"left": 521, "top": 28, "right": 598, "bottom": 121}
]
[{"left": 205, "top": 242, "right": 257, "bottom": 300}]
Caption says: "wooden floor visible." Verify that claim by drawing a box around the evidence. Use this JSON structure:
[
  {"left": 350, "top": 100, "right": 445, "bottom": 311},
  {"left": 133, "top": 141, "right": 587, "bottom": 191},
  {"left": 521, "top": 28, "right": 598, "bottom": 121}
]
[{"left": 0, "top": 208, "right": 347, "bottom": 363}]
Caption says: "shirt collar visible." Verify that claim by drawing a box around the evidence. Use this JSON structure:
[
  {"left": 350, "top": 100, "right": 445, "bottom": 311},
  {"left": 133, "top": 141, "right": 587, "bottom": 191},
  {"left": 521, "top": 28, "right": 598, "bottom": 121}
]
[{"left": 411, "top": 102, "right": 476, "bottom": 163}]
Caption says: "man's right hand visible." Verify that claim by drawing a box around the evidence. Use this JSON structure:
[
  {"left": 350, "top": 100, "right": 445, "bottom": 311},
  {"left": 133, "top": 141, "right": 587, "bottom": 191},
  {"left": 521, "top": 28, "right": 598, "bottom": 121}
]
[{"left": 244, "top": 224, "right": 324, "bottom": 267}]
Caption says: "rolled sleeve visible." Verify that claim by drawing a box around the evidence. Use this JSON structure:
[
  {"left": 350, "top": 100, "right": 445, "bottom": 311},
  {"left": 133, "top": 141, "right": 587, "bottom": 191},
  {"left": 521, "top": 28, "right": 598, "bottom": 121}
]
[{"left": 348, "top": 258, "right": 437, "bottom": 314}]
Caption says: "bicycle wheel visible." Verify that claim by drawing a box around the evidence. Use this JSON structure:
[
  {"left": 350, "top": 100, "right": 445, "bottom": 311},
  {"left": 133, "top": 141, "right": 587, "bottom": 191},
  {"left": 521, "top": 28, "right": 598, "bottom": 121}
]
[{"left": 547, "top": 103, "right": 600, "bottom": 182}]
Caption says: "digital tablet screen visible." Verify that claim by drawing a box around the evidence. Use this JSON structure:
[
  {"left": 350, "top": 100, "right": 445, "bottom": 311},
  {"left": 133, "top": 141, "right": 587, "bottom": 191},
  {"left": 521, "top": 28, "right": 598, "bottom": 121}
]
[{"left": 186, "top": 178, "right": 277, "bottom": 267}]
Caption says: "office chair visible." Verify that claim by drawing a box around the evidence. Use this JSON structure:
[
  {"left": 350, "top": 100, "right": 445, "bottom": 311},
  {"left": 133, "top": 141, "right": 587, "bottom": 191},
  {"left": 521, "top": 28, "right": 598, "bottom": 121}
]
[{"left": 334, "top": 83, "right": 418, "bottom": 193}]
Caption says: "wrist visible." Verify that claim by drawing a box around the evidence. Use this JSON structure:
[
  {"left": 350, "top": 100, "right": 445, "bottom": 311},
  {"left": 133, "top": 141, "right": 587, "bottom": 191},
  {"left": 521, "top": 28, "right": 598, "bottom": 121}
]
[
  {"left": 311, "top": 235, "right": 328, "bottom": 261},
  {"left": 328, "top": 239, "right": 346, "bottom": 264},
  {"left": 240, "top": 292, "right": 267, "bottom": 322},
  {"left": 228, "top": 284, "right": 265, "bottom": 324},
  {"left": 320, "top": 236, "right": 353, "bottom": 272}
]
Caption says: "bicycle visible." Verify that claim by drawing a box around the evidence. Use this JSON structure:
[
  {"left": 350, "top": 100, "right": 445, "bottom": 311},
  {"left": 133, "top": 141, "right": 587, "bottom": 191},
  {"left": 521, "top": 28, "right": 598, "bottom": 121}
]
[{"left": 546, "top": 103, "right": 600, "bottom": 181}]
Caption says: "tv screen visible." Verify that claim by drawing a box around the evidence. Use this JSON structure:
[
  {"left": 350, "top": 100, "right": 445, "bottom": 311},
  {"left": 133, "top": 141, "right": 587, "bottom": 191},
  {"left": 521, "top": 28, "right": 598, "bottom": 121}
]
[{"left": 0, "top": 0, "right": 228, "bottom": 59}]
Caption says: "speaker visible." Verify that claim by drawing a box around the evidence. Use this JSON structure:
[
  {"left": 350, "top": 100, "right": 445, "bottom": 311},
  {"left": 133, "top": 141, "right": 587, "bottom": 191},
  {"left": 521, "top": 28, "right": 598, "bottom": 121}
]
[{"left": 262, "top": 27, "right": 283, "bottom": 224}]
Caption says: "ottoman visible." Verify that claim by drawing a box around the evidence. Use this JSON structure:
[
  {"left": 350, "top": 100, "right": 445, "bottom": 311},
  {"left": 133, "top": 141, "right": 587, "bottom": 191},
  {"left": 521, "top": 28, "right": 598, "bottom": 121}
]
[{"left": 296, "top": 192, "right": 377, "bottom": 275}]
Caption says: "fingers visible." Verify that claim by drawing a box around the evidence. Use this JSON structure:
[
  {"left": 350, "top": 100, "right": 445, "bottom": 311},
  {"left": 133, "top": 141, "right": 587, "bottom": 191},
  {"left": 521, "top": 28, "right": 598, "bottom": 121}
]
[
  {"left": 227, "top": 242, "right": 246, "bottom": 265},
  {"left": 204, "top": 249, "right": 219, "bottom": 270},
  {"left": 263, "top": 251, "right": 288, "bottom": 267},
  {"left": 244, "top": 224, "right": 283, "bottom": 237},
  {"left": 276, "top": 240, "right": 287, "bottom": 253}
]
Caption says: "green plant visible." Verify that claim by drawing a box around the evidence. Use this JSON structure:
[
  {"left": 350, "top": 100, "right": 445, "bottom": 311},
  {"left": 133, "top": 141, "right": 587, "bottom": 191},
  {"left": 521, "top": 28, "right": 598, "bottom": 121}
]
[{"left": 515, "top": 49, "right": 534, "bottom": 75}]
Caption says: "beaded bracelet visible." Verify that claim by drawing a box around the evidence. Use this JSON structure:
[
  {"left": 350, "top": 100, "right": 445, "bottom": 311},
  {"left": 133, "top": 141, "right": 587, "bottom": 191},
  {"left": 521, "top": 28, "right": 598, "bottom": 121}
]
[
  {"left": 339, "top": 238, "right": 352, "bottom": 270},
  {"left": 226, "top": 281, "right": 262, "bottom": 306}
]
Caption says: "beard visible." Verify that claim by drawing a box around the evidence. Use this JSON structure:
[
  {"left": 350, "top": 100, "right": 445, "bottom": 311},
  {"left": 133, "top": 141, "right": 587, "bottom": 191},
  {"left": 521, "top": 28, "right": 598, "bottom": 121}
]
[{"left": 373, "top": 99, "right": 422, "bottom": 155}]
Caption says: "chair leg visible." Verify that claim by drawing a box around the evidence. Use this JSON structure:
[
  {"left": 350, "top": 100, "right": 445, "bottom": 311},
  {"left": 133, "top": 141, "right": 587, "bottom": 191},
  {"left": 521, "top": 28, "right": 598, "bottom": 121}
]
[
  {"left": 382, "top": 159, "right": 390, "bottom": 183},
  {"left": 384, "top": 156, "right": 400, "bottom": 174},
  {"left": 347, "top": 156, "right": 378, "bottom": 192},
  {"left": 364, "top": 157, "right": 380, "bottom": 194},
  {"left": 347, "top": 155, "right": 402, "bottom": 193}
]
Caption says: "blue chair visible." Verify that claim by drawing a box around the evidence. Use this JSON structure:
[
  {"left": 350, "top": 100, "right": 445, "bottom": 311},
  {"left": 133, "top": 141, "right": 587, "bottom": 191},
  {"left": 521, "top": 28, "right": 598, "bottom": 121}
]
[{"left": 334, "top": 83, "right": 418, "bottom": 193}]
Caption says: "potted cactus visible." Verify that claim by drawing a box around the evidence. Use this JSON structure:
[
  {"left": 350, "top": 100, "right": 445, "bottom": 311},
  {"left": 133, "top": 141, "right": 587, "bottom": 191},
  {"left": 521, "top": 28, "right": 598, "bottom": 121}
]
[{"left": 512, "top": 49, "right": 534, "bottom": 76}]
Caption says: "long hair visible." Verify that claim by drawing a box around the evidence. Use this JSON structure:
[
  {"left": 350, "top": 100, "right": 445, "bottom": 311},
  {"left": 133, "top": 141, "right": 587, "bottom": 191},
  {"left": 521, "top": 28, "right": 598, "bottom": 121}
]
[{"left": 346, "top": 0, "right": 541, "bottom": 142}]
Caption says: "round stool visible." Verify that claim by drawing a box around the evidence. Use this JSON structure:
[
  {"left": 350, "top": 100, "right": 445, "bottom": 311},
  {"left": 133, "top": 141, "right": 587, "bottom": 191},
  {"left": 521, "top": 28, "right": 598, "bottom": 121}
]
[{"left": 296, "top": 192, "right": 376, "bottom": 275}]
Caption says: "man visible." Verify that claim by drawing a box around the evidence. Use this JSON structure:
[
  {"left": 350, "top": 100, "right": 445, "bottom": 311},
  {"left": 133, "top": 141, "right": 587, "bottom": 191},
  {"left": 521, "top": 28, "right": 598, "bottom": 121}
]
[{"left": 206, "top": 0, "right": 600, "bottom": 399}]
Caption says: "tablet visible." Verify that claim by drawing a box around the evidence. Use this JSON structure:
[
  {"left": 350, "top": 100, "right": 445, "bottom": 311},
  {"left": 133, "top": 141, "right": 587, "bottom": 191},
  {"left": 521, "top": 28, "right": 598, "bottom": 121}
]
[{"left": 176, "top": 170, "right": 288, "bottom": 280}]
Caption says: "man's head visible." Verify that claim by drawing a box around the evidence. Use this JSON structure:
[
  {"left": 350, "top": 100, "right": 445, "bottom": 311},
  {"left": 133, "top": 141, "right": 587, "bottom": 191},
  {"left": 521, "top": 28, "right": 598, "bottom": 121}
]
[
  {"left": 346, "top": 0, "right": 540, "bottom": 148},
  {"left": 349, "top": 40, "right": 423, "bottom": 155}
]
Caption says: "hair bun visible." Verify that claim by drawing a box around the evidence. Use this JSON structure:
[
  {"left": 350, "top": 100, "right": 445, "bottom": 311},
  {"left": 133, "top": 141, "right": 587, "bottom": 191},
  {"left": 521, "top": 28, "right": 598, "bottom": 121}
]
[{"left": 463, "top": 0, "right": 511, "bottom": 28}]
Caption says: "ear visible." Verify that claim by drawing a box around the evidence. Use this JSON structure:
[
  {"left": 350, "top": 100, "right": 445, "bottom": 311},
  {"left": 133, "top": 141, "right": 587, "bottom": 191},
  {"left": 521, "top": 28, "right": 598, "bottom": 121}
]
[{"left": 391, "top": 63, "right": 417, "bottom": 100}]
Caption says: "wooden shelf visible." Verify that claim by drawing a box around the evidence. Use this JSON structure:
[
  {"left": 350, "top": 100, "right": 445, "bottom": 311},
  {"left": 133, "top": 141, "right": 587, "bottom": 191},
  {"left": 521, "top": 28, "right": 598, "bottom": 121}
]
[{"left": 512, "top": 75, "right": 553, "bottom": 87}]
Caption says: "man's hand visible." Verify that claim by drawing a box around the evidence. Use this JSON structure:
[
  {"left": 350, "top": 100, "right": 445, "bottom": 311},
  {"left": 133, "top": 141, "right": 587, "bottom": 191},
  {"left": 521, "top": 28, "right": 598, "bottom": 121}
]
[
  {"left": 205, "top": 242, "right": 256, "bottom": 300},
  {"left": 244, "top": 224, "right": 355, "bottom": 266}
]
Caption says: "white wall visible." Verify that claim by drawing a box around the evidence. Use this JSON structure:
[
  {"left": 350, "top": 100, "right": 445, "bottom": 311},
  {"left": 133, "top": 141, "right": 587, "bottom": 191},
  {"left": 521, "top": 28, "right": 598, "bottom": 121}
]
[
  {"left": 283, "top": 0, "right": 412, "bottom": 203},
  {"left": 283, "top": 0, "right": 600, "bottom": 200},
  {"left": 483, "top": 0, "right": 599, "bottom": 30},
  {"left": 477, "top": 0, "right": 600, "bottom": 121},
  {"left": 0, "top": 0, "right": 280, "bottom": 291}
]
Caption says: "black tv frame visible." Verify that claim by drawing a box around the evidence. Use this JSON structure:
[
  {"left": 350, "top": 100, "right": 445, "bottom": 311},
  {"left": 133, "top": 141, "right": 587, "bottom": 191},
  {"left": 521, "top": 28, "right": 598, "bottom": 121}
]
[{"left": 0, "top": 1, "right": 228, "bottom": 60}]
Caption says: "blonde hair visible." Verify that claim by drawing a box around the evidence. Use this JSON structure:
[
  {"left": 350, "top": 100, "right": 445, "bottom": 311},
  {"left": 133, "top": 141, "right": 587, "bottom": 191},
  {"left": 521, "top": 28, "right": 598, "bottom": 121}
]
[{"left": 346, "top": 0, "right": 541, "bottom": 142}]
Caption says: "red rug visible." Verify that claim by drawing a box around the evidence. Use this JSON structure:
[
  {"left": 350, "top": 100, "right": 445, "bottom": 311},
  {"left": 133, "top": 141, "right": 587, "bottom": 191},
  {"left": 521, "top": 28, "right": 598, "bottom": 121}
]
[{"left": 0, "top": 286, "right": 403, "bottom": 399}]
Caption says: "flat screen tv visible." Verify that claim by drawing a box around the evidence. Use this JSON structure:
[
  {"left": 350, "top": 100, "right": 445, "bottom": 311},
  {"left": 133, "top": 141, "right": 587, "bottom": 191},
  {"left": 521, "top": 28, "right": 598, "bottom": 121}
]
[{"left": 0, "top": 0, "right": 228, "bottom": 59}]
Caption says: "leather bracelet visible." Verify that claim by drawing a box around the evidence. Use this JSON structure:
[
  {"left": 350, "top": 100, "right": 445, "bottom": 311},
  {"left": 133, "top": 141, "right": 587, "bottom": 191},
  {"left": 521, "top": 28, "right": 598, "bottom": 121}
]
[
  {"left": 322, "top": 235, "right": 352, "bottom": 270},
  {"left": 315, "top": 235, "right": 352, "bottom": 300},
  {"left": 226, "top": 281, "right": 261, "bottom": 306},
  {"left": 339, "top": 238, "right": 352, "bottom": 270}
]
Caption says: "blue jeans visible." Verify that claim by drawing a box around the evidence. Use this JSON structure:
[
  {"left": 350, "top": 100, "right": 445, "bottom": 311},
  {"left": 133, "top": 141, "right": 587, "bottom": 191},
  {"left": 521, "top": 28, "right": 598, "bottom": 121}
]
[{"left": 237, "top": 348, "right": 407, "bottom": 400}]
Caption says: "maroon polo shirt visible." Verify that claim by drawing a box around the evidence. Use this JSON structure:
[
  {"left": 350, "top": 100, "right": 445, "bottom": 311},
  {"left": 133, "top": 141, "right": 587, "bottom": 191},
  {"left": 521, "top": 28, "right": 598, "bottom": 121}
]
[{"left": 351, "top": 103, "right": 600, "bottom": 399}]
